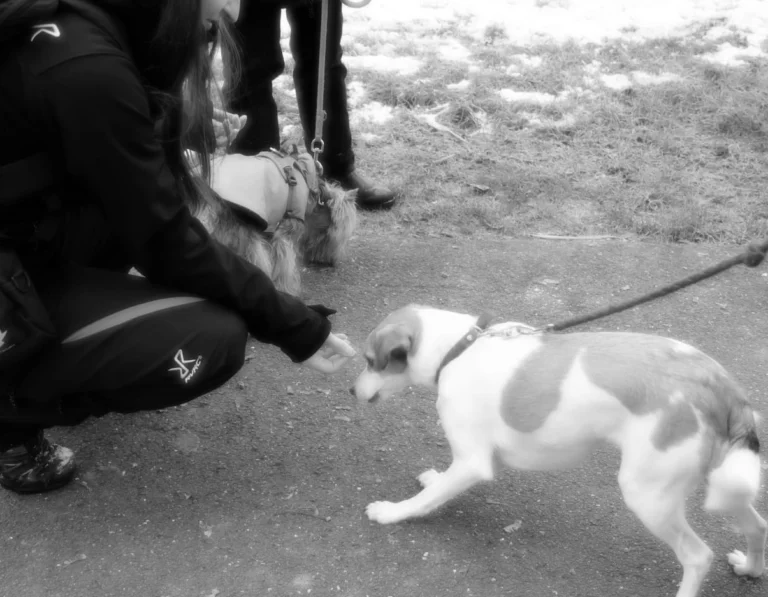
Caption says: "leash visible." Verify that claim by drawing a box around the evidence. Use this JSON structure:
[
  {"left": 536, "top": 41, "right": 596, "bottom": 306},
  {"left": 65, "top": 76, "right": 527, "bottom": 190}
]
[
  {"left": 433, "top": 238, "right": 768, "bottom": 383},
  {"left": 311, "top": 0, "right": 329, "bottom": 175},
  {"left": 311, "top": 0, "right": 371, "bottom": 173},
  {"left": 535, "top": 238, "right": 768, "bottom": 334}
]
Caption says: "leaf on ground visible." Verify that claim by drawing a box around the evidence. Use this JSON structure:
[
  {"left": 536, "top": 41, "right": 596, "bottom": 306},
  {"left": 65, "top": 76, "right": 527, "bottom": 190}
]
[
  {"left": 58, "top": 554, "right": 87, "bottom": 567},
  {"left": 504, "top": 520, "right": 523, "bottom": 533}
]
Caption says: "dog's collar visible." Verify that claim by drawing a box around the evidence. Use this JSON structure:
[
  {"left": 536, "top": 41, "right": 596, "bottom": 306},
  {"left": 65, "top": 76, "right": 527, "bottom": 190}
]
[{"left": 435, "top": 312, "right": 493, "bottom": 384}]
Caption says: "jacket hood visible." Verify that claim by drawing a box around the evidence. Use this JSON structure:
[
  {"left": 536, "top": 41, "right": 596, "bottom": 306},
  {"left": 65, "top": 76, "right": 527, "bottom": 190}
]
[
  {"left": 60, "top": 0, "right": 197, "bottom": 93},
  {"left": 60, "top": 0, "right": 160, "bottom": 47}
]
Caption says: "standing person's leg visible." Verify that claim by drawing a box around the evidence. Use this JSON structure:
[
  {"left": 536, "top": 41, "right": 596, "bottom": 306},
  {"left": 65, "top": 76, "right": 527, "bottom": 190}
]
[
  {"left": 227, "top": 1, "right": 285, "bottom": 155},
  {"left": 0, "top": 264, "right": 248, "bottom": 494},
  {"left": 288, "top": 1, "right": 396, "bottom": 209},
  {"left": 288, "top": 0, "right": 353, "bottom": 178}
]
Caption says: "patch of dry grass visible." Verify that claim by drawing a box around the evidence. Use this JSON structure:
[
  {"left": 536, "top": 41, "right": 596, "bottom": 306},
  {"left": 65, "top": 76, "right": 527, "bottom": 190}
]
[
  {"left": 217, "top": 22, "right": 768, "bottom": 246},
  {"left": 365, "top": 36, "right": 767, "bottom": 244}
]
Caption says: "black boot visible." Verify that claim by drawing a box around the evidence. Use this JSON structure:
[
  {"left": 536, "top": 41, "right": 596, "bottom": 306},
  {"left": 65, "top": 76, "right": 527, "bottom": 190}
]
[
  {"left": 0, "top": 430, "right": 76, "bottom": 494},
  {"left": 331, "top": 170, "right": 396, "bottom": 210}
]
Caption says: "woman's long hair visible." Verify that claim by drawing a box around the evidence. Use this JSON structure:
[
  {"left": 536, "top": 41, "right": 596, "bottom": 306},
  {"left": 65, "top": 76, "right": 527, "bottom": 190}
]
[
  {"left": 1, "top": 0, "right": 240, "bottom": 212},
  {"left": 145, "top": 0, "right": 241, "bottom": 213}
]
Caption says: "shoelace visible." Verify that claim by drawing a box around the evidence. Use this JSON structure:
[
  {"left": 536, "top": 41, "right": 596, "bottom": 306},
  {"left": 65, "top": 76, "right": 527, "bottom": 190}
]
[
  {"left": 22, "top": 434, "right": 50, "bottom": 463},
  {"left": 33, "top": 440, "right": 55, "bottom": 466}
]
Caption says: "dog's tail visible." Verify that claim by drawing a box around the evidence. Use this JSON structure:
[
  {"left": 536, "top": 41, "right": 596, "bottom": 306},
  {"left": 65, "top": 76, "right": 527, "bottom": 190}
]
[{"left": 704, "top": 400, "right": 762, "bottom": 513}]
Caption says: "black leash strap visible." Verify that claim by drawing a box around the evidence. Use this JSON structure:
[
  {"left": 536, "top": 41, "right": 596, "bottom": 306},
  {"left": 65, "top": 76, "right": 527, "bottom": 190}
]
[{"left": 544, "top": 238, "right": 768, "bottom": 333}]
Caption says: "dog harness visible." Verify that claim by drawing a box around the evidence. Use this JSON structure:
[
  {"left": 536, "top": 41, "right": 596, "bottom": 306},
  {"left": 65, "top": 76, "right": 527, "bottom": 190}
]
[
  {"left": 434, "top": 312, "right": 493, "bottom": 383},
  {"left": 209, "top": 149, "right": 321, "bottom": 233}
]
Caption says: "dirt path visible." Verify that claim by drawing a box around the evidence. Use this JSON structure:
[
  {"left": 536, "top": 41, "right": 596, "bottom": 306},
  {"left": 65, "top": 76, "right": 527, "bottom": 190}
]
[{"left": 1, "top": 231, "right": 767, "bottom": 597}]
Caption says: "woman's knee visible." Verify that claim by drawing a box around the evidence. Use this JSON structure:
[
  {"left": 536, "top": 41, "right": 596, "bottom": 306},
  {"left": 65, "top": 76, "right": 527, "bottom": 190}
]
[
  {"left": 199, "top": 307, "right": 249, "bottom": 382},
  {"left": 217, "top": 311, "right": 249, "bottom": 379},
  {"left": 98, "top": 307, "right": 248, "bottom": 414}
]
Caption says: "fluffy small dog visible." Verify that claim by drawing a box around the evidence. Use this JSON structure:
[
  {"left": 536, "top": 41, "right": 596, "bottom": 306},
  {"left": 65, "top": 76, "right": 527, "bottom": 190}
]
[
  {"left": 188, "top": 147, "right": 357, "bottom": 296},
  {"left": 352, "top": 305, "right": 767, "bottom": 597}
]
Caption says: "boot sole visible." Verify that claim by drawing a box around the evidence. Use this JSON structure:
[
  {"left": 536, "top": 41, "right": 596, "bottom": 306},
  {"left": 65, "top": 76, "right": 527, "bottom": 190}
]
[{"left": 0, "top": 467, "right": 76, "bottom": 494}]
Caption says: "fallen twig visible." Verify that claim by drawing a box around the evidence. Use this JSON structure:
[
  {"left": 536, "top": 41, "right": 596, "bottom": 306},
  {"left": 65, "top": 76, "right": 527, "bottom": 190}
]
[
  {"left": 415, "top": 105, "right": 468, "bottom": 144},
  {"left": 58, "top": 554, "right": 87, "bottom": 568},
  {"left": 530, "top": 233, "right": 619, "bottom": 241},
  {"left": 433, "top": 153, "right": 457, "bottom": 165}
]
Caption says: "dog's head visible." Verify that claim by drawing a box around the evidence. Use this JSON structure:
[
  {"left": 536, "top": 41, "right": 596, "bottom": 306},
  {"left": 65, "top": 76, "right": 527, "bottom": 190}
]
[
  {"left": 351, "top": 306, "right": 423, "bottom": 403},
  {"left": 303, "top": 180, "right": 357, "bottom": 266},
  {"left": 306, "top": 182, "right": 356, "bottom": 230}
]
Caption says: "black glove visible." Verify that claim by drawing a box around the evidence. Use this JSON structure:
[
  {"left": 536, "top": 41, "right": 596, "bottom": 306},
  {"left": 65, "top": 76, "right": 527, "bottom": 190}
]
[{"left": 308, "top": 304, "right": 337, "bottom": 318}]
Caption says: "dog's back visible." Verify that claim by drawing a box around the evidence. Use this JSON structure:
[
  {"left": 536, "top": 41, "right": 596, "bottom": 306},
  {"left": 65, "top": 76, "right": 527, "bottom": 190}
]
[{"left": 442, "top": 330, "right": 757, "bottom": 465}]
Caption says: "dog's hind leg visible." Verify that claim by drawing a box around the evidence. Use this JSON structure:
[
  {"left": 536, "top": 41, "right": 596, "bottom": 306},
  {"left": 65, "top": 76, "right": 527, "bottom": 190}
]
[
  {"left": 726, "top": 504, "right": 767, "bottom": 577},
  {"left": 618, "top": 447, "right": 713, "bottom": 597},
  {"left": 705, "top": 446, "right": 766, "bottom": 577}
]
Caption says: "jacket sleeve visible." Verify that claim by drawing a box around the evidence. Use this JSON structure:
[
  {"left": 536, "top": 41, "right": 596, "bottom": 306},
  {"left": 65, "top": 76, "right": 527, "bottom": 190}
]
[{"left": 37, "top": 53, "right": 331, "bottom": 362}]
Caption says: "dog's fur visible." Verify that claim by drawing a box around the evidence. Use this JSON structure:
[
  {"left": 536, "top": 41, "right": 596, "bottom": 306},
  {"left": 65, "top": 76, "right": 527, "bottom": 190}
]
[
  {"left": 188, "top": 149, "right": 357, "bottom": 296},
  {"left": 352, "top": 305, "right": 767, "bottom": 597}
]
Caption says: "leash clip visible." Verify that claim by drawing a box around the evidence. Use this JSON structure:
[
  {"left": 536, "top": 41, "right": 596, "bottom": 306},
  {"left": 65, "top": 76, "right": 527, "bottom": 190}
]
[{"left": 311, "top": 138, "right": 325, "bottom": 177}]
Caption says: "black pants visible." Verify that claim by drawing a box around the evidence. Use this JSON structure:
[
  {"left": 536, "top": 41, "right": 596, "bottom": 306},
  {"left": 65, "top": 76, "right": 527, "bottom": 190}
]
[
  {"left": 0, "top": 263, "right": 248, "bottom": 449},
  {"left": 228, "top": 0, "right": 355, "bottom": 177}
]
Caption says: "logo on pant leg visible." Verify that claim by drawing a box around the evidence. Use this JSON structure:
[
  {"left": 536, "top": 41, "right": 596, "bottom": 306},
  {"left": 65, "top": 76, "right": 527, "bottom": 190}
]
[
  {"left": 30, "top": 24, "right": 61, "bottom": 42},
  {"left": 169, "top": 349, "right": 203, "bottom": 384}
]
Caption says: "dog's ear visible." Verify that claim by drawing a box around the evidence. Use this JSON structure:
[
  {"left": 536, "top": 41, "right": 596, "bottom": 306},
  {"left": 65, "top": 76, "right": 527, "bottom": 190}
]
[{"left": 372, "top": 324, "right": 412, "bottom": 372}]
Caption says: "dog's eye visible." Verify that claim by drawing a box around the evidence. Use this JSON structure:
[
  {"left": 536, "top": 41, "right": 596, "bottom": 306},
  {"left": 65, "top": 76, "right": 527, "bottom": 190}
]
[{"left": 365, "top": 356, "right": 374, "bottom": 369}]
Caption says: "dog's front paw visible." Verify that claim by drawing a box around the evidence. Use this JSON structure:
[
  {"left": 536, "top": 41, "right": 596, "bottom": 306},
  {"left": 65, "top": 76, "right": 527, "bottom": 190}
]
[
  {"left": 418, "top": 469, "right": 442, "bottom": 488},
  {"left": 366, "top": 501, "right": 408, "bottom": 525}
]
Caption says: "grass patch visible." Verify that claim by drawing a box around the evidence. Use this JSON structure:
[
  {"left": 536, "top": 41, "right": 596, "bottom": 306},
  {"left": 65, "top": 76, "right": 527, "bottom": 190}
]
[{"left": 218, "top": 15, "right": 768, "bottom": 246}]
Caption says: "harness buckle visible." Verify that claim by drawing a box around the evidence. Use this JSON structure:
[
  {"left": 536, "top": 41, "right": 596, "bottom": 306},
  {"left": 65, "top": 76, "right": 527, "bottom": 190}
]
[{"left": 283, "top": 166, "right": 298, "bottom": 186}]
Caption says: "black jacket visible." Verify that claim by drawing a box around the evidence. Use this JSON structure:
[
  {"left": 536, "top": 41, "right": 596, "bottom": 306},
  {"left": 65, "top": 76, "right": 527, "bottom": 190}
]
[{"left": 0, "top": 0, "right": 332, "bottom": 362}]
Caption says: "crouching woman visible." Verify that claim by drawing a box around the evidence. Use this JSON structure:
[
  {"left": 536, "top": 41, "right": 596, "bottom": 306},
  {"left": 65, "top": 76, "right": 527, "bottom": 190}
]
[{"left": 0, "top": 0, "right": 355, "bottom": 494}]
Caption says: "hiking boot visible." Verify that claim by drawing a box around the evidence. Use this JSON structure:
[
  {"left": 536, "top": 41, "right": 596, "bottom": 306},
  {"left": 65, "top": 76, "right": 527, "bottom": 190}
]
[
  {"left": 332, "top": 171, "right": 396, "bottom": 210},
  {"left": 0, "top": 431, "right": 76, "bottom": 494}
]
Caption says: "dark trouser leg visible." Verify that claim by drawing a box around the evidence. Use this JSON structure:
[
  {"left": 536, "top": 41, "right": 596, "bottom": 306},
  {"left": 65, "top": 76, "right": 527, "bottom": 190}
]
[
  {"left": 227, "top": 2, "right": 284, "bottom": 156},
  {"left": 0, "top": 264, "right": 248, "bottom": 448},
  {"left": 288, "top": 0, "right": 355, "bottom": 177}
]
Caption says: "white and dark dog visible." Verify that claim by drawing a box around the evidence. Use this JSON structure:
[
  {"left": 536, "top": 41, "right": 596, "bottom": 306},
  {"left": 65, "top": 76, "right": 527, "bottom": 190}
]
[{"left": 352, "top": 305, "right": 766, "bottom": 597}]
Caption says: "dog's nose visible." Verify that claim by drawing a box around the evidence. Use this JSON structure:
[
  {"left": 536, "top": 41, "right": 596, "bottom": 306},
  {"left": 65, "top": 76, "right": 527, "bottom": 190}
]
[{"left": 349, "top": 387, "right": 356, "bottom": 397}]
